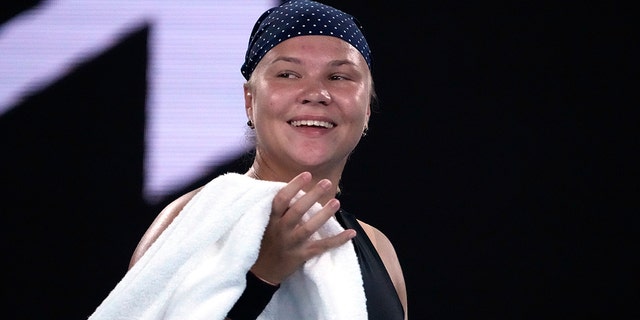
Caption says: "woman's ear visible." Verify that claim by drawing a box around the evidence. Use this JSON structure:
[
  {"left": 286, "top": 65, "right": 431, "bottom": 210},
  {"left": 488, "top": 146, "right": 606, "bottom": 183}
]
[
  {"left": 243, "top": 84, "right": 253, "bottom": 121},
  {"left": 365, "top": 103, "right": 371, "bottom": 125}
]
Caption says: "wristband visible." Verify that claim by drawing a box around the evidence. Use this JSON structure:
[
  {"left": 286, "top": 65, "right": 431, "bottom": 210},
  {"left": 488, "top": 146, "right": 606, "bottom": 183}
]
[{"left": 227, "top": 271, "right": 280, "bottom": 319}]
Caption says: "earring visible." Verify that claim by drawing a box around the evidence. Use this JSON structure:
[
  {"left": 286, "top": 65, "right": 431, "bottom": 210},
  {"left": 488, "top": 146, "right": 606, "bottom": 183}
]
[
  {"left": 247, "top": 120, "right": 255, "bottom": 129},
  {"left": 362, "top": 126, "right": 368, "bottom": 137}
]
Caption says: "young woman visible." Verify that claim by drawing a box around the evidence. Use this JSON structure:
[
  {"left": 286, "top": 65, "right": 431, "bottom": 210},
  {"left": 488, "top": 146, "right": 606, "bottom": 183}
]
[{"left": 99, "top": 1, "right": 407, "bottom": 319}]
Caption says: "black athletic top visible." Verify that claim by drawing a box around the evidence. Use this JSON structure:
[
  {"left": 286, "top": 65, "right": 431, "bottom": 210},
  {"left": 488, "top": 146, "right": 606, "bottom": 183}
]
[{"left": 335, "top": 209, "right": 405, "bottom": 320}]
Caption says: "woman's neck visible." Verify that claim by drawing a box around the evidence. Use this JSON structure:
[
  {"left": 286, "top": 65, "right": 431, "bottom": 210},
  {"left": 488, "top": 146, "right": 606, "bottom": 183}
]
[{"left": 245, "top": 161, "right": 343, "bottom": 206}]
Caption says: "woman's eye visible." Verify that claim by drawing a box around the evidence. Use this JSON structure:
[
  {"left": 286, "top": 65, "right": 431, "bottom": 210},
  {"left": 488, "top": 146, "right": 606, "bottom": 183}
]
[{"left": 277, "top": 72, "right": 295, "bottom": 78}]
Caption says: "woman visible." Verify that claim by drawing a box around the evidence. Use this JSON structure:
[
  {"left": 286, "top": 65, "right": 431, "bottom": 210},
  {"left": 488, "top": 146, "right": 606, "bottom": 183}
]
[{"left": 128, "top": 1, "right": 407, "bottom": 319}]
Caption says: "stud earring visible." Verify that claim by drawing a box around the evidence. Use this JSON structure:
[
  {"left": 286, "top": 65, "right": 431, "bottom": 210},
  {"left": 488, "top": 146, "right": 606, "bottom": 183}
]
[{"left": 247, "top": 120, "right": 255, "bottom": 129}]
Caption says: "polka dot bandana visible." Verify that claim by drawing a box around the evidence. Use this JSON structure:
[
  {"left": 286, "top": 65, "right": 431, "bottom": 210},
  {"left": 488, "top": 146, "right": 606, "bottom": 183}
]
[{"left": 240, "top": 0, "right": 372, "bottom": 80}]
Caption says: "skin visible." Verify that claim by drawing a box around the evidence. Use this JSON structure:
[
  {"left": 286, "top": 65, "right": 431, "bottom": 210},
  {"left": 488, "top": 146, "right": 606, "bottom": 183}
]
[{"left": 129, "top": 35, "right": 408, "bottom": 319}]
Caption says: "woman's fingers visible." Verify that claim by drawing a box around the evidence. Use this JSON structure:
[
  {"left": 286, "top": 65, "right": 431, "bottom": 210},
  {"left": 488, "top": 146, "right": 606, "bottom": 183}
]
[
  {"left": 271, "top": 171, "right": 311, "bottom": 217},
  {"left": 272, "top": 172, "right": 336, "bottom": 229},
  {"left": 297, "top": 198, "right": 339, "bottom": 236},
  {"left": 257, "top": 171, "right": 356, "bottom": 282},
  {"left": 305, "top": 229, "right": 357, "bottom": 257},
  {"left": 281, "top": 178, "right": 334, "bottom": 228},
  {"left": 295, "top": 198, "right": 357, "bottom": 255}
]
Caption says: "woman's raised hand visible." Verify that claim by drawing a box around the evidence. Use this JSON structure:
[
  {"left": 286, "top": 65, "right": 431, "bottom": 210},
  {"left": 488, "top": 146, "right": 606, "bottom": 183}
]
[{"left": 249, "top": 172, "right": 356, "bottom": 285}]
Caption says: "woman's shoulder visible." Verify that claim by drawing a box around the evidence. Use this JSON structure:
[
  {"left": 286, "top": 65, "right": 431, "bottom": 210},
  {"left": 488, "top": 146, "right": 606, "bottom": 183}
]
[
  {"left": 355, "top": 219, "right": 396, "bottom": 263},
  {"left": 160, "top": 187, "right": 203, "bottom": 216},
  {"left": 356, "top": 218, "right": 408, "bottom": 319},
  {"left": 128, "top": 186, "right": 203, "bottom": 268}
]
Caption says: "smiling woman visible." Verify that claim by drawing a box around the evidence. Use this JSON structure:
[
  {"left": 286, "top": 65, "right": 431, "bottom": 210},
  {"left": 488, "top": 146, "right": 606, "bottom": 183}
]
[
  {"left": 89, "top": 1, "right": 407, "bottom": 319},
  {"left": 244, "top": 35, "right": 372, "bottom": 175}
]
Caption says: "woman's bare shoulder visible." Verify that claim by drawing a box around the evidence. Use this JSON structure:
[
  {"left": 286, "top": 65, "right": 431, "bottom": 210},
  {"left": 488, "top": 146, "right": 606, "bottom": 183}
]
[
  {"left": 356, "top": 219, "right": 408, "bottom": 319},
  {"left": 128, "top": 187, "right": 203, "bottom": 268},
  {"left": 356, "top": 219, "right": 401, "bottom": 268}
]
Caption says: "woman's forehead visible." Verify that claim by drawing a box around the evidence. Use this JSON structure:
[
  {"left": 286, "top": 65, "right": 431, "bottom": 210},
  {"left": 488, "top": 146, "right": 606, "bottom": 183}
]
[{"left": 262, "top": 36, "right": 367, "bottom": 67}]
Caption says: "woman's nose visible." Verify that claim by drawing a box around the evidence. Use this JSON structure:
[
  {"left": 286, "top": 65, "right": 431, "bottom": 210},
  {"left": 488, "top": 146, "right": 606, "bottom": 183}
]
[{"left": 300, "top": 80, "right": 331, "bottom": 106}]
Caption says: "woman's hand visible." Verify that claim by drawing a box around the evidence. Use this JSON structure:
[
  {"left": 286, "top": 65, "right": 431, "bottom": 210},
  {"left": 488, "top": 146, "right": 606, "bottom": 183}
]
[{"left": 249, "top": 172, "right": 356, "bottom": 285}]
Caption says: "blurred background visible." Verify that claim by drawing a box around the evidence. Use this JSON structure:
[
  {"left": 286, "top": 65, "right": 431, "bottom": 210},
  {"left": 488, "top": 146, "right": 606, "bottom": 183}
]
[{"left": 1, "top": 0, "right": 636, "bottom": 319}]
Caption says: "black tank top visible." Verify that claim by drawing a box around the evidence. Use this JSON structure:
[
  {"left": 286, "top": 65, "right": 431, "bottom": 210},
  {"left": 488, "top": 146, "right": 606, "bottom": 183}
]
[{"left": 335, "top": 209, "right": 405, "bottom": 320}]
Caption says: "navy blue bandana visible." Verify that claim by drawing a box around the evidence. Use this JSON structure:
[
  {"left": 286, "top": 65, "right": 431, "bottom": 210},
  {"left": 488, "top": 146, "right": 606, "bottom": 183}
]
[{"left": 241, "top": 0, "right": 372, "bottom": 80}]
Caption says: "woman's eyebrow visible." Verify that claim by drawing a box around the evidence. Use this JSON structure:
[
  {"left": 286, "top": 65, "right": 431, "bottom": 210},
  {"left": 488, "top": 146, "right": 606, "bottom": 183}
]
[{"left": 270, "top": 56, "right": 301, "bottom": 65}]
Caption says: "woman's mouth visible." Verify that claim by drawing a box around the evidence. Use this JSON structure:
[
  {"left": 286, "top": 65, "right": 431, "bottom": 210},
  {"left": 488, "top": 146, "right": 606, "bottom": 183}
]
[{"left": 289, "top": 120, "right": 335, "bottom": 129}]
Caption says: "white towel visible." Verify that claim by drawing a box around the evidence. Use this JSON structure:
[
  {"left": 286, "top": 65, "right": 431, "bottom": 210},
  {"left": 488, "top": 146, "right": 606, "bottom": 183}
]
[{"left": 88, "top": 173, "right": 367, "bottom": 320}]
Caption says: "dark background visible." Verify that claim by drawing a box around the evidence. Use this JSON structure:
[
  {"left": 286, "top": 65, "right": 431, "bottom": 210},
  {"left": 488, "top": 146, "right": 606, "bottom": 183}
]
[{"left": 1, "top": 1, "right": 636, "bottom": 319}]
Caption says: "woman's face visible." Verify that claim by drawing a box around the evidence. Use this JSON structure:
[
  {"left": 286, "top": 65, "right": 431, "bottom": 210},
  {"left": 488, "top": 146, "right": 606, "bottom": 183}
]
[{"left": 245, "top": 35, "right": 372, "bottom": 172}]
